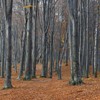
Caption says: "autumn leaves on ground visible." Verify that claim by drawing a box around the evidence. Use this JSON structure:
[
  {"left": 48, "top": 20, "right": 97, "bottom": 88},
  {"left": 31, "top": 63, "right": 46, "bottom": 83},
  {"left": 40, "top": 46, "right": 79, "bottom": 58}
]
[{"left": 0, "top": 64, "right": 100, "bottom": 100}]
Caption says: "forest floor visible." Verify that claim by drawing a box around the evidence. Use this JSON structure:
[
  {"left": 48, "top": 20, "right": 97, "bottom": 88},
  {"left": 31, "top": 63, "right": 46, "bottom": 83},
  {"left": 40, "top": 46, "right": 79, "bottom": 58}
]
[{"left": 0, "top": 64, "right": 100, "bottom": 100}]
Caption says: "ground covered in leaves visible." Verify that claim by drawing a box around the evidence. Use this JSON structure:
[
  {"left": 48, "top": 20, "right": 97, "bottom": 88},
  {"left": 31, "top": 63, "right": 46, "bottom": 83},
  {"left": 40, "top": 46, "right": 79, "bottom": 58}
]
[{"left": 0, "top": 64, "right": 100, "bottom": 100}]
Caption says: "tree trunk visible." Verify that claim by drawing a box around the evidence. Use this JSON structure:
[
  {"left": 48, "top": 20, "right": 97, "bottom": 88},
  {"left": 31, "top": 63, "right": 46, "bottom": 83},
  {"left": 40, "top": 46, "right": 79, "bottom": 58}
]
[
  {"left": 68, "top": 0, "right": 83, "bottom": 85},
  {"left": 3, "top": 0, "right": 13, "bottom": 89},
  {"left": 24, "top": 0, "right": 33, "bottom": 80},
  {"left": 94, "top": 5, "right": 99, "bottom": 78}
]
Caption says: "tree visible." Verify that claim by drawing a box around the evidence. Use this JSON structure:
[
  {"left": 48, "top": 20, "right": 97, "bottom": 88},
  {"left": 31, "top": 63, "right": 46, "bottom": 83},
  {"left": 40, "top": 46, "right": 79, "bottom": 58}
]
[
  {"left": 67, "top": 0, "right": 83, "bottom": 85},
  {"left": 1, "top": 18, "right": 5, "bottom": 78},
  {"left": 94, "top": 2, "right": 99, "bottom": 78},
  {"left": 41, "top": 0, "right": 50, "bottom": 77},
  {"left": 23, "top": 0, "right": 33, "bottom": 80},
  {"left": 1, "top": 0, "right": 13, "bottom": 88},
  {"left": 49, "top": 0, "right": 55, "bottom": 78},
  {"left": 32, "top": 0, "right": 38, "bottom": 78}
]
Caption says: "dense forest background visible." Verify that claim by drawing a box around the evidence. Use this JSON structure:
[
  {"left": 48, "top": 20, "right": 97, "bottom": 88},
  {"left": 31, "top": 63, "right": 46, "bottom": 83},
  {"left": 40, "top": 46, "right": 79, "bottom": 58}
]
[{"left": 0, "top": 0, "right": 100, "bottom": 99}]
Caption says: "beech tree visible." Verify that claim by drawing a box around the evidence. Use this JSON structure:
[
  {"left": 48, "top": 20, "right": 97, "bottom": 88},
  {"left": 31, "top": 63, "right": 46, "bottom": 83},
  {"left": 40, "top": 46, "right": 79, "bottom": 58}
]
[
  {"left": 67, "top": 0, "right": 83, "bottom": 85},
  {"left": 23, "top": 0, "right": 33, "bottom": 80},
  {"left": 1, "top": 0, "right": 13, "bottom": 88}
]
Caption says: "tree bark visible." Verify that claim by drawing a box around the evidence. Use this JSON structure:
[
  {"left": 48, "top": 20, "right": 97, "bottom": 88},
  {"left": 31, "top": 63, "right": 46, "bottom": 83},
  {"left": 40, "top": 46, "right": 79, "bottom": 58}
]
[{"left": 2, "top": 0, "right": 13, "bottom": 89}]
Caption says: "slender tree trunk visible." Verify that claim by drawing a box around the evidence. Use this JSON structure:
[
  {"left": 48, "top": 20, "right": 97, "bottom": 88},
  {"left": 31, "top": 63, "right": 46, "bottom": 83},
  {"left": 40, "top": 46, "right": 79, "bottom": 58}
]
[
  {"left": 3, "top": 0, "right": 13, "bottom": 89},
  {"left": 86, "top": 0, "right": 89, "bottom": 78},
  {"left": 41, "top": 0, "right": 50, "bottom": 77},
  {"left": 94, "top": 5, "right": 99, "bottom": 78},
  {"left": 49, "top": 0, "right": 55, "bottom": 78},
  {"left": 32, "top": 0, "right": 38, "bottom": 78},
  {"left": 17, "top": 30, "right": 27, "bottom": 79},
  {"left": 1, "top": 18, "right": 5, "bottom": 78},
  {"left": 24, "top": 0, "right": 33, "bottom": 80},
  {"left": 68, "top": 0, "right": 83, "bottom": 85},
  {"left": 13, "top": 27, "right": 17, "bottom": 73}
]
